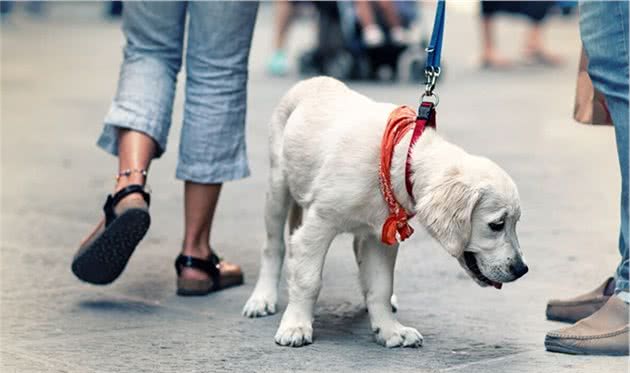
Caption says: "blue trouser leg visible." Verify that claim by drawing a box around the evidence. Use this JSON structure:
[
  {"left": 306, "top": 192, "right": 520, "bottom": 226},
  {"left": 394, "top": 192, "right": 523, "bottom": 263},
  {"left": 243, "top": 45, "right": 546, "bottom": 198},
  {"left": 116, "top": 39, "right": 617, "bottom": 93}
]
[
  {"left": 98, "top": 1, "right": 187, "bottom": 158},
  {"left": 579, "top": 1, "right": 629, "bottom": 292},
  {"left": 175, "top": 1, "right": 259, "bottom": 183}
]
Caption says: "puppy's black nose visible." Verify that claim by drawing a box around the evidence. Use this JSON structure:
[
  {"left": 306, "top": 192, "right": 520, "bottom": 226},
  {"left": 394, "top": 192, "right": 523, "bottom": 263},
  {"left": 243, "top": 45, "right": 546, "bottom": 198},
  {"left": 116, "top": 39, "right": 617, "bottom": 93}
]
[{"left": 510, "top": 262, "right": 529, "bottom": 279}]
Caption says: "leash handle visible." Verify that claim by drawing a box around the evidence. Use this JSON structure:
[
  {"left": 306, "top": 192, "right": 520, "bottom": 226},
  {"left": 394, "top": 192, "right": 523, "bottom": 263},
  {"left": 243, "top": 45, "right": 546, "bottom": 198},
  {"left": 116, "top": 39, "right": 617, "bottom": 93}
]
[{"left": 424, "top": 0, "right": 445, "bottom": 96}]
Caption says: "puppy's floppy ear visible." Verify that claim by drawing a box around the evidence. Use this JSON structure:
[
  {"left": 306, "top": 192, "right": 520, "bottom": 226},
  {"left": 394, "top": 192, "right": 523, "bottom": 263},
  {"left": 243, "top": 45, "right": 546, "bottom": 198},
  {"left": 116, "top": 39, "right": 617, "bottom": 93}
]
[{"left": 415, "top": 168, "right": 482, "bottom": 257}]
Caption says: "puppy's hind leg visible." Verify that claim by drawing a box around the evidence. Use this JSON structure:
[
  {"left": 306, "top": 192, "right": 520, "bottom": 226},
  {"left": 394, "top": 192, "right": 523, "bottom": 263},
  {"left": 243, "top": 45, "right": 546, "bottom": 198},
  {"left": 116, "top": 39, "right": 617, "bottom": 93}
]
[
  {"left": 242, "top": 168, "right": 291, "bottom": 318},
  {"left": 355, "top": 235, "right": 423, "bottom": 348}
]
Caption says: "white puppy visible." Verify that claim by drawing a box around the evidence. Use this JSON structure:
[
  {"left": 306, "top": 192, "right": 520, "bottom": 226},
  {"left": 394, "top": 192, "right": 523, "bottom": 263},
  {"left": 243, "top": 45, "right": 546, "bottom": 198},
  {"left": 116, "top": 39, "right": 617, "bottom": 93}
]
[{"left": 243, "top": 77, "right": 527, "bottom": 348}]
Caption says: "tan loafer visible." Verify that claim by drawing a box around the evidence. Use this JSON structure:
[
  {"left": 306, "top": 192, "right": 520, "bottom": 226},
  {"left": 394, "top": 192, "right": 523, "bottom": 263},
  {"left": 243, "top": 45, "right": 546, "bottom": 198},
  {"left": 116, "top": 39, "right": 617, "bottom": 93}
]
[
  {"left": 545, "top": 296, "right": 629, "bottom": 356},
  {"left": 546, "top": 277, "right": 615, "bottom": 323}
]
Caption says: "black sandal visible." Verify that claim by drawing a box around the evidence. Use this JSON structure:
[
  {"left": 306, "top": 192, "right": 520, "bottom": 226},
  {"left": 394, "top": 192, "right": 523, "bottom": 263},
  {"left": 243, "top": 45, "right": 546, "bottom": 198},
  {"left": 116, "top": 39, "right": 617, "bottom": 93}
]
[
  {"left": 71, "top": 184, "right": 151, "bottom": 285},
  {"left": 175, "top": 252, "right": 244, "bottom": 296}
]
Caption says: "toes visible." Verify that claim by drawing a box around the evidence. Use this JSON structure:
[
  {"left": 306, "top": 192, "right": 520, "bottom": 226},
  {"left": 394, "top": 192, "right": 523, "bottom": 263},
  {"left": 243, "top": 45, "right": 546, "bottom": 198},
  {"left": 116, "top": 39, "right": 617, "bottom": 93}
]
[
  {"left": 385, "top": 334, "right": 404, "bottom": 348},
  {"left": 400, "top": 327, "right": 423, "bottom": 347},
  {"left": 242, "top": 297, "right": 277, "bottom": 318},
  {"left": 275, "top": 325, "right": 313, "bottom": 347},
  {"left": 375, "top": 325, "right": 423, "bottom": 348}
]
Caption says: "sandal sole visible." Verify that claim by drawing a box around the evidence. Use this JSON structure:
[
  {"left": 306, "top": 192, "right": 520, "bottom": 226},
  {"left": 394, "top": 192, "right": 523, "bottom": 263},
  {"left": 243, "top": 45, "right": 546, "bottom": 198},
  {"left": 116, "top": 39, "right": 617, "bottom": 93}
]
[
  {"left": 71, "top": 208, "right": 150, "bottom": 285},
  {"left": 176, "top": 275, "right": 244, "bottom": 296}
]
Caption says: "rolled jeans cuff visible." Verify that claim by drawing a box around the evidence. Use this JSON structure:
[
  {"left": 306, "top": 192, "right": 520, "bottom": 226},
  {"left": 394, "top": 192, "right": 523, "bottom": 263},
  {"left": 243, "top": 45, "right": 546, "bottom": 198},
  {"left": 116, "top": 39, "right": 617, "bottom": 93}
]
[{"left": 97, "top": 100, "right": 171, "bottom": 158}]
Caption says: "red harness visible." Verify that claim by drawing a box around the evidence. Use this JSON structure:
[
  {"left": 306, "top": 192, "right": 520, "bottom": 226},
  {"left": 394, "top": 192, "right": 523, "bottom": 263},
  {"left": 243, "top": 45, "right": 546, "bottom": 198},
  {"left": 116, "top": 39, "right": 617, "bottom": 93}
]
[{"left": 379, "top": 102, "right": 436, "bottom": 245}]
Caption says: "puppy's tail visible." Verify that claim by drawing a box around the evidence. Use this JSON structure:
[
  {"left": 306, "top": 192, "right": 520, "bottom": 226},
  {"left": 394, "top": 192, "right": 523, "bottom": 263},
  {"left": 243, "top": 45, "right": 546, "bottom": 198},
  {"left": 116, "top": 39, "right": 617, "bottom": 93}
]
[{"left": 269, "top": 79, "right": 310, "bottom": 157}]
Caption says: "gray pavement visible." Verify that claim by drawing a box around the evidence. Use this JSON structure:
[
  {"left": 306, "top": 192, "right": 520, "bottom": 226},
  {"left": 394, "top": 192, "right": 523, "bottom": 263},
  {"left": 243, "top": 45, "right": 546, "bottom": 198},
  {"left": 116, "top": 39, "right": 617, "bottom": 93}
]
[{"left": 1, "top": 3, "right": 627, "bottom": 373}]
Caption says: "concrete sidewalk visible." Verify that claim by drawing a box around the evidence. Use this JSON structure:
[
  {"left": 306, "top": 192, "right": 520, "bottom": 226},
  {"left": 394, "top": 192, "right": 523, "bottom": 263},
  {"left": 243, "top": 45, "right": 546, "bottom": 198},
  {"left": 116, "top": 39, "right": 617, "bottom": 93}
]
[{"left": 1, "top": 3, "right": 627, "bottom": 372}]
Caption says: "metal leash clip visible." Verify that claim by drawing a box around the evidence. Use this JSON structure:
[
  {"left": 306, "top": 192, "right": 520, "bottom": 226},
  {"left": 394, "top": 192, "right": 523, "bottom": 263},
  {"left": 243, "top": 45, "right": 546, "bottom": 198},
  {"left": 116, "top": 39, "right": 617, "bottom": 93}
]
[{"left": 421, "top": 66, "right": 440, "bottom": 107}]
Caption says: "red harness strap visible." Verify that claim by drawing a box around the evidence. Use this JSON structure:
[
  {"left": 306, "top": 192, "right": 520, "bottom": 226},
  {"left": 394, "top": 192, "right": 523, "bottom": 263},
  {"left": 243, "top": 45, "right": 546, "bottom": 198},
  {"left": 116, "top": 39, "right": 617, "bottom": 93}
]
[
  {"left": 405, "top": 102, "right": 437, "bottom": 201},
  {"left": 379, "top": 103, "right": 436, "bottom": 245}
]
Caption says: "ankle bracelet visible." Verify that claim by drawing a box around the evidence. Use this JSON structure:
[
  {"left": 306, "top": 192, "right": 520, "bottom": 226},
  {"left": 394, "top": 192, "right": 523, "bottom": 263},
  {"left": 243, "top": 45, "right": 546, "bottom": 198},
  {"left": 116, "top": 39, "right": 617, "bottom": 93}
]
[{"left": 116, "top": 168, "right": 148, "bottom": 181}]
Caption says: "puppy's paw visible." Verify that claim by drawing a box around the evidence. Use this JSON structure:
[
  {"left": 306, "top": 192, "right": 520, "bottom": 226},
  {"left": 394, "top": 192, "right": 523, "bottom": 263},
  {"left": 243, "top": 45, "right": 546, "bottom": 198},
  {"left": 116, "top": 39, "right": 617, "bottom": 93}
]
[
  {"left": 274, "top": 323, "right": 313, "bottom": 347},
  {"left": 373, "top": 323, "right": 423, "bottom": 348},
  {"left": 242, "top": 291, "right": 277, "bottom": 318}
]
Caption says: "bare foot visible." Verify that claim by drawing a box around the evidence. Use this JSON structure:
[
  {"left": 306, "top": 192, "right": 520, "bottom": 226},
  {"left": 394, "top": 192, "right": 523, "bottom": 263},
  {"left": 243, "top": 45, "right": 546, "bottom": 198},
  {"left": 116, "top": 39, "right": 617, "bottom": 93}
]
[
  {"left": 523, "top": 48, "right": 564, "bottom": 67},
  {"left": 481, "top": 50, "right": 512, "bottom": 69}
]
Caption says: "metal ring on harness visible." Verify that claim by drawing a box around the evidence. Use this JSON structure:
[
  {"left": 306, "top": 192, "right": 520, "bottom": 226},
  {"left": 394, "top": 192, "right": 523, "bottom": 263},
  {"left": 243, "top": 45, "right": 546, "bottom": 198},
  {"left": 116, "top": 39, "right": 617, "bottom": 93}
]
[{"left": 420, "top": 92, "right": 440, "bottom": 107}]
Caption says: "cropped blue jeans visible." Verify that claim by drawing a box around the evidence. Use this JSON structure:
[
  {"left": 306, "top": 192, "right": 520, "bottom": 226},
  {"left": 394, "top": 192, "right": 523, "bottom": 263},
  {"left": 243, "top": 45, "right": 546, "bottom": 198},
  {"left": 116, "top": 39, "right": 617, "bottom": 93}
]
[
  {"left": 579, "top": 1, "right": 629, "bottom": 292},
  {"left": 97, "top": 1, "right": 259, "bottom": 183}
]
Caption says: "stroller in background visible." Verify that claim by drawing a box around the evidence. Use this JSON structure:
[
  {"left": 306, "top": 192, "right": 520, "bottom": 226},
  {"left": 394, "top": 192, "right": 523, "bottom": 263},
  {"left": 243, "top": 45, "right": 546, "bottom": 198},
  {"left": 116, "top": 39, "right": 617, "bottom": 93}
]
[{"left": 298, "top": 1, "right": 430, "bottom": 82}]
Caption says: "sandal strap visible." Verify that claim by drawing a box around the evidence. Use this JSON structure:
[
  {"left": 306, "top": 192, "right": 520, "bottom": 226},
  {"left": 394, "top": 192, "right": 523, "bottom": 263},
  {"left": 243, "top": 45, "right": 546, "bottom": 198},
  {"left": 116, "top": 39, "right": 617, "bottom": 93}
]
[
  {"left": 103, "top": 184, "right": 151, "bottom": 226},
  {"left": 175, "top": 253, "right": 221, "bottom": 288}
]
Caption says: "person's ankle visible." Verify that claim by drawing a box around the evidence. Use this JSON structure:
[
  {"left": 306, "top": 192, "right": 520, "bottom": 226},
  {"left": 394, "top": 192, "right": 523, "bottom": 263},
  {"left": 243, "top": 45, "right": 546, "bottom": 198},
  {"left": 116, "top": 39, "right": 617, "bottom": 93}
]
[
  {"left": 115, "top": 178, "right": 145, "bottom": 192},
  {"left": 181, "top": 242, "right": 212, "bottom": 259}
]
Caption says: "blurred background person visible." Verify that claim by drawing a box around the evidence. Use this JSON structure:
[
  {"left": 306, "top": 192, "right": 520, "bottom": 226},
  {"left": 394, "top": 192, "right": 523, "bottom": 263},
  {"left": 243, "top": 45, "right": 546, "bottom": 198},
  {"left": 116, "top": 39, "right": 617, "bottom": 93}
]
[{"left": 480, "top": 1, "right": 564, "bottom": 68}]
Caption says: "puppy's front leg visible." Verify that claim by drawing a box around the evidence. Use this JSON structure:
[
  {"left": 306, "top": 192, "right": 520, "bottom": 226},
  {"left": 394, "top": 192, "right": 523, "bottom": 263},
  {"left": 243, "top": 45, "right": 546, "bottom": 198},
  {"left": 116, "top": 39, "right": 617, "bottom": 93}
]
[
  {"left": 275, "top": 212, "right": 336, "bottom": 347},
  {"left": 355, "top": 235, "right": 423, "bottom": 348}
]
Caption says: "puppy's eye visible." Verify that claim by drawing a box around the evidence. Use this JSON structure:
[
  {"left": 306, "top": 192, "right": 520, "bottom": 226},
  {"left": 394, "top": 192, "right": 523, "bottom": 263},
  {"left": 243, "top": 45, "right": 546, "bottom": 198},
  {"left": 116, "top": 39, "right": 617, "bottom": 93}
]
[{"left": 488, "top": 221, "right": 505, "bottom": 232}]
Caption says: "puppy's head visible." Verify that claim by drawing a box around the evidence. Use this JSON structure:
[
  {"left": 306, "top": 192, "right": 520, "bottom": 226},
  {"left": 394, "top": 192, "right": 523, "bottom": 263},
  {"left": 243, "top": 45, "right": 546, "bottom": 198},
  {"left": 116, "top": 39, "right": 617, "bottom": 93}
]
[{"left": 415, "top": 156, "right": 527, "bottom": 289}]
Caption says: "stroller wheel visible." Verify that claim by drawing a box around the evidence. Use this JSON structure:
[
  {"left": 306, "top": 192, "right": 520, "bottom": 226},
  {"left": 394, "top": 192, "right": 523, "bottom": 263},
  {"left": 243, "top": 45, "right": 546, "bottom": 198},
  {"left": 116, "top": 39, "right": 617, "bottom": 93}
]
[
  {"left": 323, "top": 51, "right": 354, "bottom": 80},
  {"left": 397, "top": 46, "right": 426, "bottom": 83},
  {"left": 298, "top": 50, "right": 320, "bottom": 76}
]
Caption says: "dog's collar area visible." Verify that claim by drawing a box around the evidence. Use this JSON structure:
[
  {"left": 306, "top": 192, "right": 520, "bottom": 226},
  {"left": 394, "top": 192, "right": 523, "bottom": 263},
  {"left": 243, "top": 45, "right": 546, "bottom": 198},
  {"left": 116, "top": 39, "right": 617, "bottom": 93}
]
[
  {"left": 379, "top": 104, "right": 436, "bottom": 246},
  {"left": 463, "top": 252, "right": 503, "bottom": 289},
  {"left": 405, "top": 101, "right": 436, "bottom": 202}
]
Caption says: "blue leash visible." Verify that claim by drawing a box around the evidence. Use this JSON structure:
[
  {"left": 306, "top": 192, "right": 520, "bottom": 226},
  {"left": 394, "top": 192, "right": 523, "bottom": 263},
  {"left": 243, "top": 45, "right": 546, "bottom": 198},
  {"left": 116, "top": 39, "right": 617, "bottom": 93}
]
[
  {"left": 415, "top": 1, "right": 445, "bottom": 128},
  {"left": 423, "top": 0, "right": 445, "bottom": 99}
]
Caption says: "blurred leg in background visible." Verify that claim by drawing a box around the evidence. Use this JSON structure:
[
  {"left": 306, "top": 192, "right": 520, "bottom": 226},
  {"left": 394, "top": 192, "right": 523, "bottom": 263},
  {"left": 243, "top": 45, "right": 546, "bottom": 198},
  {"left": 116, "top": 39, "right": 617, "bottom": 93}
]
[
  {"left": 268, "top": 0, "right": 294, "bottom": 76},
  {"left": 355, "top": 0, "right": 406, "bottom": 47},
  {"left": 480, "top": 1, "right": 562, "bottom": 68},
  {"left": 520, "top": 1, "right": 563, "bottom": 66},
  {"left": 480, "top": 1, "right": 513, "bottom": 68}
]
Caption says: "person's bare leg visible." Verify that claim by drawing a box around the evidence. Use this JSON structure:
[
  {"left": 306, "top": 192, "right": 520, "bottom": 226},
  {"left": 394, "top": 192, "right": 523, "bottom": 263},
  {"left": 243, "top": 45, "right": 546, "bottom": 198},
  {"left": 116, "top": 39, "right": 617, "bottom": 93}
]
[
  {"left": 376, "top": 0, "right": 401, "bottom": 28},
  {"left": 180, "top": 182, "right": 241, "bottom": 280},
  {"left": 354, "top": 0, "right": 375, "bottom": 28},
  {"left": 115, "top": 129, "right": 155, "bottom": 192},
  {"left": 481, "top": 17, "right": 511, "bottom": 68},
  {"left": 78, "top": 129, "right": 154, "bottom": 250},
  {"left": 273, "top": 0, "right": 293, "bottom": 51},
  {"left": 355, "top": 0, "right": 385, "bottom": 47},
  {"left": 524, "top": 24, "right": 563, "bottom": 65}
]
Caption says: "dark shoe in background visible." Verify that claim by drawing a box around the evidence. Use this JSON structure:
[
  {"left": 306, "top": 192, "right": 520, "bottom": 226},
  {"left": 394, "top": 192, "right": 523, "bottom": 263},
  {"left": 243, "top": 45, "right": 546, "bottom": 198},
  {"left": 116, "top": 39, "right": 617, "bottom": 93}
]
[{"left": 107, "top": 1, "right": 122, "bottom": 18}]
